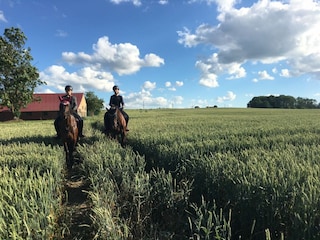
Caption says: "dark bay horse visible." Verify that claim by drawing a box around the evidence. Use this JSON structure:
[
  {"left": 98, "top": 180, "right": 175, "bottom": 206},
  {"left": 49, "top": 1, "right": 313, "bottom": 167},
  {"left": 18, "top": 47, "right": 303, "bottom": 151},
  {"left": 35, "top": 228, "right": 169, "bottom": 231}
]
[
  {"left": 58, "top": 99, "right": 78, "bottom": 169},
  {"left": 104, "top": 107, "right": 127, "bottom": 147}
]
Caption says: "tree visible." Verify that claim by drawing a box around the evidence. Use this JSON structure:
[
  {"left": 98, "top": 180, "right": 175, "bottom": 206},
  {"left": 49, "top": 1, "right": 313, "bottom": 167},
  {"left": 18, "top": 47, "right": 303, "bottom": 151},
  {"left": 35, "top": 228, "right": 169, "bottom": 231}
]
[
  {"left": 247, "top": 95, "right": 319, "bottom": 109},
  {"left": 85, "top": 91, "right": 104, "bottom": 116},
  {"left": 0, "top": 27, "right": 45, "bottom": 119}
]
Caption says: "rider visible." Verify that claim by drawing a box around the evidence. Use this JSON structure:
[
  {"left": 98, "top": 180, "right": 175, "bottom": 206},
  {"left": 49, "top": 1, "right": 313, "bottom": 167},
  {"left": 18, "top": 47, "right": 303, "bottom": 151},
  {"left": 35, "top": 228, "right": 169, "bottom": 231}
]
[
  {"left": 109, "top": 85, "right": 129, "bottom": 130},
  {"left": 54, "top": 85, "right": 85, "bottom": 138}
]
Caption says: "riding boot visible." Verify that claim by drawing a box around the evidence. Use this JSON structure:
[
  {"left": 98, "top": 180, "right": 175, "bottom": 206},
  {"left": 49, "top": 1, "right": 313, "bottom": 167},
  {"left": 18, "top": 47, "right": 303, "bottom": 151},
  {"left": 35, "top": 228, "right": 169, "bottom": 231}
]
[
  {"left": 78, "top": 120, "right": 85, "bottom": 137},
  {"left": 126, "top": 118, "right": 129, "bottom": 131},
  {"left": 54, "top": 119, "right": 60, "bottom": 138}
]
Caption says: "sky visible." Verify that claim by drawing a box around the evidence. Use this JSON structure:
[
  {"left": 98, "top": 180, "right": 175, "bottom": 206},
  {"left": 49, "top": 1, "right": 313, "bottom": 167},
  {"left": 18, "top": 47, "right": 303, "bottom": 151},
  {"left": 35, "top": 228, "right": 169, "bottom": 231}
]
[{"left": 1, "top": 0, "right": 320, "bottom": 109}]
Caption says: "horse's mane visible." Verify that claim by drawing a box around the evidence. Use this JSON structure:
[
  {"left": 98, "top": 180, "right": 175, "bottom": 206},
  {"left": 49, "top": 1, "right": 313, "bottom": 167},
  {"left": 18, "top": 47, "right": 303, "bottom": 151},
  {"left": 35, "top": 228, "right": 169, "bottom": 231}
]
[{"left": 59, "top": 101, "right": 72, "bottom": 118}]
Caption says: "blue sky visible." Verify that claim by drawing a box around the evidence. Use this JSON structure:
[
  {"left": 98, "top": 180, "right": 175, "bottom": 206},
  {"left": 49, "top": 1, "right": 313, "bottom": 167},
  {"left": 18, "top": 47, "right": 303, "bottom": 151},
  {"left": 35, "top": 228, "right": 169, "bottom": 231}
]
[{"left": 1, "top": 0, "right": 320, "bottom": 108}]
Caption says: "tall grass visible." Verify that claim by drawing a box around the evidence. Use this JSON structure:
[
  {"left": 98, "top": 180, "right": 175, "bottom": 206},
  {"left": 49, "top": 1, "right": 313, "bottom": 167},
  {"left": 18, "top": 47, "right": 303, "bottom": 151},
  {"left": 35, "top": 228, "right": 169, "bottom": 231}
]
[
  {"left": 0, "top": 120, "right": 64, "bottom": 239},
  {"left": 1, "top": 108, "right": 319, "bottom": 239},
  {"left": 126, "top": 108, "right": 320, "bottom": 239}
]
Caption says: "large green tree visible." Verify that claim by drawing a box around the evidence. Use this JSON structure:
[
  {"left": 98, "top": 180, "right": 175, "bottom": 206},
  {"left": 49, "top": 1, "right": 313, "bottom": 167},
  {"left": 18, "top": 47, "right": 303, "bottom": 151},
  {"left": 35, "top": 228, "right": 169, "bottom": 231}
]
[
  {"left": 247, "top": 95, "right": 318, "bottom": 109},
  {"left": 85, "top": 91, "right": 104, "bottom": 116},
  {"left": 0, "top": 27, "right": 45, "bottom": 119}
]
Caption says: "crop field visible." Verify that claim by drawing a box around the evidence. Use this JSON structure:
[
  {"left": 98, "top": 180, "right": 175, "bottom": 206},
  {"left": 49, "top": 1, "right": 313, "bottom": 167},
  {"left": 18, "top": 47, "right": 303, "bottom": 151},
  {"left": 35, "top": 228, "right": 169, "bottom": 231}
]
[{"left": 1, "top": 108, "right": 319, "bottom": 240}]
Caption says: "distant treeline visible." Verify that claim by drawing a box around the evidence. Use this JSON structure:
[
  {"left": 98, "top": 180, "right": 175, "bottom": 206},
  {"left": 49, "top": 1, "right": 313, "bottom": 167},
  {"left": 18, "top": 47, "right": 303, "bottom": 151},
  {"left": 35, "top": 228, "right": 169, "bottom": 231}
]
[{"left": 247, "top": 95, "right": 319, "bottom": 109}]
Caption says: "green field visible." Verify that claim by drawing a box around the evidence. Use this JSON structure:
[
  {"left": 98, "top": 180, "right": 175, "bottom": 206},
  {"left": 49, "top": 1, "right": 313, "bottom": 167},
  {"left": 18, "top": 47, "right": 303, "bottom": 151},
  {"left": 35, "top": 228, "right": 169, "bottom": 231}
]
[{"left": 1, "top": 108, "right": 319, "bottom": 239}]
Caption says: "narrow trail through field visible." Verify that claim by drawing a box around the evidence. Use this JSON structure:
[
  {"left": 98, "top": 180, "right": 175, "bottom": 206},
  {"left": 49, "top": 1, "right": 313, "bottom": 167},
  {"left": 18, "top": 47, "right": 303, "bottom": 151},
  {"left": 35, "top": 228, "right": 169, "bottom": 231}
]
[{"left": 57, "top": 161, "right": 95, "bottom": 240}]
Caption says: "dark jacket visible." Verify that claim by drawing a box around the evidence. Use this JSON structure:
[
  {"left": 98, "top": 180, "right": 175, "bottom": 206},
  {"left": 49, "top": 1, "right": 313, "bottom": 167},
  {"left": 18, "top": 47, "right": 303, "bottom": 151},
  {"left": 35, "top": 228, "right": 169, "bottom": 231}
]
[
  {"left": 109, "top": 94, "right": 124, "bottom": 108},
  {"left": 61, "top": 94, "right": 78, "bottom": 113}
]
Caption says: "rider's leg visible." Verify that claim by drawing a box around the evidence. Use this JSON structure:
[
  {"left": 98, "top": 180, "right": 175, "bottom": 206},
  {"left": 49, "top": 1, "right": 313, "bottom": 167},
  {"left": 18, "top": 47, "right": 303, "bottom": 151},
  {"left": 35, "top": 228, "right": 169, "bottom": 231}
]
[
  {"left": 122, "top": 111, "right": 129, "bottom": 131},
  {"left": 74, "top": 113, "right": 85, "bottom": 137},
  {"left": 54, "top": 117, "right": 60, "bottom": 138}
]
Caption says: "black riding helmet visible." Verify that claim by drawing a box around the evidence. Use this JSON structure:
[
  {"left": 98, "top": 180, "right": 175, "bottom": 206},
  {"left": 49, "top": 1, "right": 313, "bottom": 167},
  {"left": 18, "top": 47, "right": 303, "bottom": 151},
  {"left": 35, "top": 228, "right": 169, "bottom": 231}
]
[
  {"left": 65, "top": 85, "right": 73, "bottom": 92},
  {"left": 113, "top": 85, "right": 119, "bottom": 91}
]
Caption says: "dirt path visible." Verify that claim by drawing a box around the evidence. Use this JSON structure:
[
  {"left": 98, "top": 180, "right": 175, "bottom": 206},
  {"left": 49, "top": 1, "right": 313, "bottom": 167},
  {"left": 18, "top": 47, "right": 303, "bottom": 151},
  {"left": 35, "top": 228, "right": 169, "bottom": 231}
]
[{"left": 56, "top": 163, "right": 95, "bottom": 240}]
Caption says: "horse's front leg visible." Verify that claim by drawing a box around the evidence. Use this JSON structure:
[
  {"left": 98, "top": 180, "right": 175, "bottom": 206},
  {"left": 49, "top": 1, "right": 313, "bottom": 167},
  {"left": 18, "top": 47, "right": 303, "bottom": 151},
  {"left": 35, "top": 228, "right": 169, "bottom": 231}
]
[
  {"left": 64, "top": 142, "right": 72, "bottom": 170},
  {"left": 120, "top": 131, "right": 127, "bottom": 147}
]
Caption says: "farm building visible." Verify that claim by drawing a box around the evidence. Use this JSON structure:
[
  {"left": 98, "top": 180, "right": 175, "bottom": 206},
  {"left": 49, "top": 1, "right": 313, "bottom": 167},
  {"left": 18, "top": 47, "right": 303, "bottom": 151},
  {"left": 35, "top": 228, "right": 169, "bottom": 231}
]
[{"left": 0, "top": 93, "right": 87, "bottom": 121}]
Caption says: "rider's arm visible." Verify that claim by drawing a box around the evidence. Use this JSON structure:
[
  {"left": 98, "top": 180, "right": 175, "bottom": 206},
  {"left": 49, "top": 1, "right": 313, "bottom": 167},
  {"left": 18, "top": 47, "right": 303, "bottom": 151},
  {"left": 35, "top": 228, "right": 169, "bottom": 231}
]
[{"left": 71, "top": 96, "right": 78, "bottom": 111}]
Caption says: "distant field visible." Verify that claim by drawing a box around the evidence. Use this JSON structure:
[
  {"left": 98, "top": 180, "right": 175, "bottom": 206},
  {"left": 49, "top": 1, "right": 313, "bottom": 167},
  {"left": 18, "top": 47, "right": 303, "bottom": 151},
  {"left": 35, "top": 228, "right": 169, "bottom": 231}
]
[{"left": 1, "top": 108, "right": 319, "bottom": 239}]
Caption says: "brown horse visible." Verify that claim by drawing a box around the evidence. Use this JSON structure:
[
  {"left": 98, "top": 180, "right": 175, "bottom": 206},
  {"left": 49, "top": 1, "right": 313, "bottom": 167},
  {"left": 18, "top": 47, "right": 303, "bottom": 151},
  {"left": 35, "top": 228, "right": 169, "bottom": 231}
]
[
  {"left": 58, "top": 99, "right": 78, "bottom": 169},
  {"left": 104, "top": 107, "right": 127, "bottom": 147}
]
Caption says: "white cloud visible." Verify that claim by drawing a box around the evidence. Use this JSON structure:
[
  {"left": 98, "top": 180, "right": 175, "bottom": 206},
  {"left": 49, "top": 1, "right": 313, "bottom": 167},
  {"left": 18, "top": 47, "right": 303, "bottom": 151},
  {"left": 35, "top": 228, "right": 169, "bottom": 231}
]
[
  {"left": 280, "top": 68, "right": 290, "bottom": 77},
  {"left": 165, "top": 81, "right": 179, "bottom": 91},
  {"left": 258, "top": 70, "right": 274, "bottom": 80},
  {"left": 126, "top": 89, "right": 168, "bottom": 108},
  {"left": 195, "top": 53, "right": 245, "bottom": 87},
  {"left": 62, "top": 36, "right": 164, "bottom": 76},
  {"left": 272, "top": 68, "right": 278, "bottom": 74},
  {"left": 110, "top": 0, "right": 142, "bottom": 6},
  {"left": 158, "top": 0, "right": 168, "bottom": 4},
  {"left": 213, "top": 0, "right": 238, "bottom": 12},
  {"left": 165, "top": 81, "right": 183, "bottom": 91},
  {"left": 187, "top": 0, "right": 218, "bottom": 6},
  {"left": 0, "top": 11, "right": 7, "bottom": 22},
  {"left": 39, "top": 65, "right": 114, "bottom": 93},
  {"left": 175, "top": 81, "right": 184, "bottom": 87},
  {"left": 217, "top": 91, "right": 236, "bottom": 103},
  {"left": 178, "top": 0, "right": 320, "bottom": 83},
  {"left": 55, "top": 29, "right": 68, "bottom": 37},
  {"left": 39, "top": 36, "right": 164, "bottom": 96},
  {"left": 172, "top": 96, "right": 183, "bottom": 105},
  {"left": 143, "top": 81, "right": 156, "bottom": 90}
]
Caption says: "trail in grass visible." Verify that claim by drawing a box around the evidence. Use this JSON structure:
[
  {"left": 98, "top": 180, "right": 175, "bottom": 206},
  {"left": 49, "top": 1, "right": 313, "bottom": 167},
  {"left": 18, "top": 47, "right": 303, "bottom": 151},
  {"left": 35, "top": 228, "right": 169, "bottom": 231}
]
[{"left": 56, "top": 161, "right": 95, "bottom": 240}]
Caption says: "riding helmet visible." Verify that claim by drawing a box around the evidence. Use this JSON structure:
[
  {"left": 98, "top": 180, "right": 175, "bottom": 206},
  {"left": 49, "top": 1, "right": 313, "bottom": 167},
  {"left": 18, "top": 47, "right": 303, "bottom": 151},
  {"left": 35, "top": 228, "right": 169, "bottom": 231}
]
[
  {"left": 113, "top": 85, "right": 119, "bottom": 91},
  {"left": 65, "top": 85, "right": 73, "bottom": 91}
]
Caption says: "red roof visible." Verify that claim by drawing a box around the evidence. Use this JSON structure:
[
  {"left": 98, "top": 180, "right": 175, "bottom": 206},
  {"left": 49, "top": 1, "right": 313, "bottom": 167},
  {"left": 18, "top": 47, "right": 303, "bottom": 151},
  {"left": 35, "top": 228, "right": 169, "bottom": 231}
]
[{"left": 0, "top": 93, "right": 84, "bottom": 112}]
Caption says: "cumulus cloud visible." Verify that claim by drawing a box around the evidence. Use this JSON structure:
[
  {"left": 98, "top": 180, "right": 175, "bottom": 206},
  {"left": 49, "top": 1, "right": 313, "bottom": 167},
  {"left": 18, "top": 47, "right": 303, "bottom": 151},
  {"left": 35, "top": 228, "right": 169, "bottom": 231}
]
[
  {"left": 124, "top": 81, "right": 183, "bottom": 108},
  {"left": 164, "top": 81, "right": 183, "bottom": 91},
  {"left": 280, "top": 69, "right": 290, "bottom": 77},
  {"left": 62, "top": 36, "right": 164, "bottom": 76},
  {"left": 38, "top": 36, "right": 166, "bottom": 105},
  {"left": 158, "top": 0, "right": 168, "bottom": 4},
  {"left": 175, "top": 81, "right": 184, "bottom": 87},
  {"left": 110, "top": 0, "right": 142, "bottom": 6},
  {"left": 143, "top": 81, "right": 156, "bottom": 90},
  {"left": 55, "top": 29, "right": 68, "bottom": 37},
  {"left": 39, "top": 65, "right": 114, "bottom": 93},
  {"left": 166, "top": 82, "right": 176, "bottom": 91},
  {"left": 258, "top": 70, "right": 274, "bottom": 80},
  {"left": 0, "top": 11, "right": 7, "bottom": 22},
  {"left": 126, "top": 89, "right": 168, "bottom": 108},
  {"left": 217, "top": 91, "right": 236, "bottom": 103},
  {"left": 178, "top": 0, "right": 320, "bottom": 85},
  {"left": 172, "top": 96, "right": 183, "bottom": 105}
]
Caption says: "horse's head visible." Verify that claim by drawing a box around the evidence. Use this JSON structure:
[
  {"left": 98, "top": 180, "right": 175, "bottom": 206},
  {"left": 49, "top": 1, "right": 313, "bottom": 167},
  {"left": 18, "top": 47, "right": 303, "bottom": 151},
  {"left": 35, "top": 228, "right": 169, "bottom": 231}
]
[{"left": 59, "top": 100, "right": 71, "bottom": 118}]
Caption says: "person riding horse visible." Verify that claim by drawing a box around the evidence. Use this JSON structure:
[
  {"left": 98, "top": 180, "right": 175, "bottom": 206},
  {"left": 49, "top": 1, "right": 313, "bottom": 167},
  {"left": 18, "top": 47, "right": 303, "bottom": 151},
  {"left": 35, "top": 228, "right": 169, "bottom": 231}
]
[
  {"left": 54, "top": 85, "right": 85, "bottom": 138},
  {"left": 107, "top": 85, "right": 129, "bottom": 130}
]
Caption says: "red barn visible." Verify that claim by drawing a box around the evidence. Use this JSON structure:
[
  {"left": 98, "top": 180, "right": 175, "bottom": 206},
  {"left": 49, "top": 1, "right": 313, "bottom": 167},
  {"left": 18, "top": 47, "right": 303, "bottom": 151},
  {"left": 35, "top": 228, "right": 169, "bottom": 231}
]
[{"left": 0, "top": 93, "right": 87, "bottom": 121}]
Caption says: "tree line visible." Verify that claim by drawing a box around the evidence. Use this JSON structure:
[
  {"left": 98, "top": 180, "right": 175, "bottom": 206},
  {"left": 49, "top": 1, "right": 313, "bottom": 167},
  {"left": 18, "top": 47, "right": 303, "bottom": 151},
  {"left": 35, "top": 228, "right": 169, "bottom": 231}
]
[{"left": 247, "top": 95, "right": 319, "bottom": 109}]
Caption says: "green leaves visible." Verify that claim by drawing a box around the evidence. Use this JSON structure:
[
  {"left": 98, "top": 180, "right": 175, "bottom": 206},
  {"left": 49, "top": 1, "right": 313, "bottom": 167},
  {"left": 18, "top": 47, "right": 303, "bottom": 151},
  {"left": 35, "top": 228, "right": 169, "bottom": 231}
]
[{"left": 0, "top": 27, "right": 45, "bottom": 119}]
